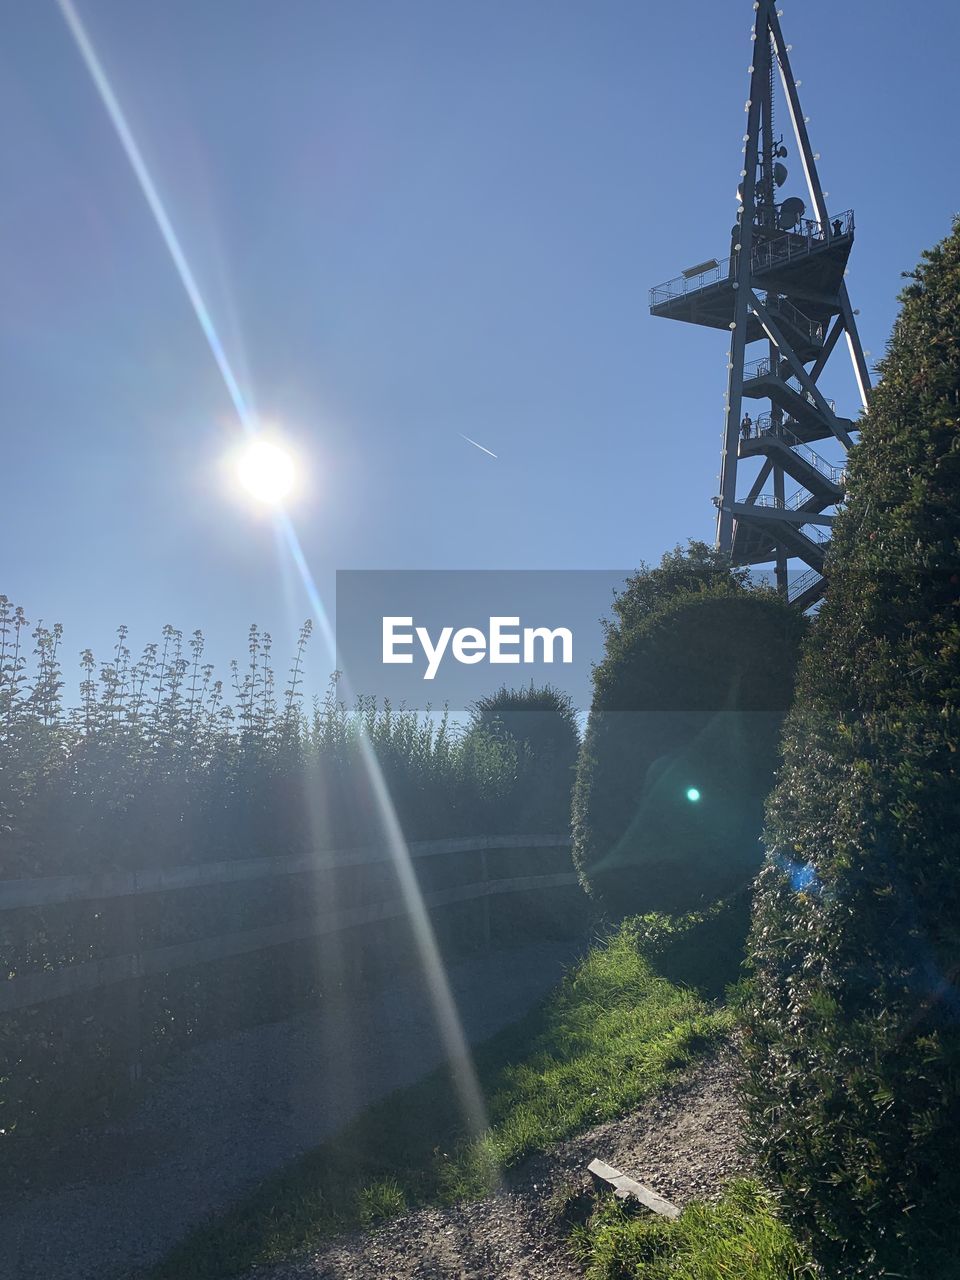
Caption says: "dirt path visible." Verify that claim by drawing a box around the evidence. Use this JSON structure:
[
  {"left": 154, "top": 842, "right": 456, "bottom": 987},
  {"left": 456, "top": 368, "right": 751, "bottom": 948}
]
[
  {"left": 258, "top": 1046, "right": 751, "bottom": 1280},
  {"left": 3, "top": 939, "right": 586, "bottom": 1280}
]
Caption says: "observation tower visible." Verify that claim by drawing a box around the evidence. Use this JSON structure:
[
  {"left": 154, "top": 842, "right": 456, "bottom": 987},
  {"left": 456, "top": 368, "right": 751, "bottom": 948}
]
[{"left": 649, "top": 0, "right": 870, "bottom": 608}]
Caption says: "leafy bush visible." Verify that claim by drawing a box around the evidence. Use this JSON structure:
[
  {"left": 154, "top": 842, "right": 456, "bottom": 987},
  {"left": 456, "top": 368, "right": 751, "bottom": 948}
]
[
  {"left": 572, "top": 546, "right": 804, "bottom": 916},
  {"left": 744, "top": 219, "right": 960, "bottom": 1276},
  {"left": 466, "top": 683, "right": 581, "bottom": 831}
]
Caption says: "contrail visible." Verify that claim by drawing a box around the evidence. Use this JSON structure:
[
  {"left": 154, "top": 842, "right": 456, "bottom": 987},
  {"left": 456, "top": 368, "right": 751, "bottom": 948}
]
[{"left": 459, "top": 433, "right": 497, "bottom": 459}]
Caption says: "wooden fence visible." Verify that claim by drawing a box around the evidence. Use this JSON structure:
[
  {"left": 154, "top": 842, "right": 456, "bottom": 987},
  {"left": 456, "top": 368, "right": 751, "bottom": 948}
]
[{"left": 1, "top": 835, "right": 578, "bottom": 1015}]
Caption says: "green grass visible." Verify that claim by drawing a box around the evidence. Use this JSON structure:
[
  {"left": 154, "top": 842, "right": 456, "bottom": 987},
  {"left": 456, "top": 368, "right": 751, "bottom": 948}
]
[
  {"left": 573, "top": 1179, "right": 818, "bottom": 1279},
  {"left": 355, "top": 1177, "right": 407, "bottom": 1226},
  {"left": 148, "top": 917, "right": 733, "bottom": 1279}
]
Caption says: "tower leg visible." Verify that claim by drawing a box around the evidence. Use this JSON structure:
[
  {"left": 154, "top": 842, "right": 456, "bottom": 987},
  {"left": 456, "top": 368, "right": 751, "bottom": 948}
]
[
  {"left": 717, "top": 1, "right": 770, "bottom": 554},
  {"left": 774, "top": 464, "right": 788, "bottom": 593}
]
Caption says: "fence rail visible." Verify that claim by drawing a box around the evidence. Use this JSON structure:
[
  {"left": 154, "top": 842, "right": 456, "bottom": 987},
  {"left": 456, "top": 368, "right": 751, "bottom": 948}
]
[
  {"left": 1, "top": 835, "right": 577, "bottom": 1014},
  {"left": 0, "top": 834, "right": 567, "bottom": 912}
]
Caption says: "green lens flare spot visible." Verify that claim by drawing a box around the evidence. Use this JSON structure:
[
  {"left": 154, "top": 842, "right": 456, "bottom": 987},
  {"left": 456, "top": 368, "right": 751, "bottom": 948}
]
[{"left": 685, "top": 787, "right": 702, "bottom": 803}]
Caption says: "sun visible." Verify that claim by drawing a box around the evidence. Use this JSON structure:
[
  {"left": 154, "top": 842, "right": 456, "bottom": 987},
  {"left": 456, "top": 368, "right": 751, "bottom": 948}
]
[{"left": 235, "top": 438, "right": 297, "bottom": 506}]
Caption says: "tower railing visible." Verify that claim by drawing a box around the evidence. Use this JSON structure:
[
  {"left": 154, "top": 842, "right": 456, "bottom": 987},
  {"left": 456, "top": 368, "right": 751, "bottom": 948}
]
[
  {"left": 742, "top": 356, "right": 837, "bottom": 410},
  {"left": 745, "top": 415, "right": 846, "bottom": 485},
  {"left": 750, "top": 209, "right": 854, "bottom": 275},
  {"left": 787, "top": 566, "right": 823, "bottom": 603},
  {"left": 649, "top": 260, "right": 728, "bottom": 304},
  {"left": 734, "top": 502, "right": 830, "bottom": 543},
  {"left": 648, "top": 210, "right": 854, "bottom": 307},
  {"left": 743, "top": 355, "right": 773, "bottom": 380},
  {"left": 764, "top": 296, "right": 825, "bottom": 346},
  {"left": 753, "top": 488, "right": 817, "bottom": 513}
]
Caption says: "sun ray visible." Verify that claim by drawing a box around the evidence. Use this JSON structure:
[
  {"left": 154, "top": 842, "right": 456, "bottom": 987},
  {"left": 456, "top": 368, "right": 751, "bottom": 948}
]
[
  {"left": 56, "top": 0, "right": 253, "bottom": 432},
  {"left": 57, "top": 0, "right": 492, "bottom": 1142},
  {"left": 276, "top": 511, "right": 492, "bottom": 1137}
]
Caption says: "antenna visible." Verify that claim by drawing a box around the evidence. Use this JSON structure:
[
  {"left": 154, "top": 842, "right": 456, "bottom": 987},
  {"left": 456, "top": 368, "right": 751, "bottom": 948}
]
[{"left": 777, "top": 196, "right": 806, "bottom": 229}]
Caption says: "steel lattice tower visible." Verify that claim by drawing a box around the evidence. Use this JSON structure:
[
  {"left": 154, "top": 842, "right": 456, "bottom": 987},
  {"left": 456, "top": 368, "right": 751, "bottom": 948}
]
[{"left": 649, "top": 0, "right": 870, "bottom": 609}]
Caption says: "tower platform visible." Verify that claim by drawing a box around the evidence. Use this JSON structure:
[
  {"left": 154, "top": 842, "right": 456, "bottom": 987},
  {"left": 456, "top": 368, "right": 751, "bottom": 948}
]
[{"left": 649, "top": 210, "right": 854, "bottom": 336}]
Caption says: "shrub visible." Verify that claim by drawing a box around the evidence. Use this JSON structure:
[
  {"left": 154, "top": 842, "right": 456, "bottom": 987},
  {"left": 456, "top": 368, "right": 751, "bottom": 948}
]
[
  {"left": 466, "top": 683, "right": 581, "bottom": 831},
  {"left": 572, "top": 547, "right": 804, "bottom": 916},
  {"left": 744, "top": 219, "right": 960, "bottom": 1276}
]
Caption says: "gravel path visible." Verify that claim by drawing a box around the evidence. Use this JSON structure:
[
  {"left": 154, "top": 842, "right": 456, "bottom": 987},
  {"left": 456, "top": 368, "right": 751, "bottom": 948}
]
[
  {"left": 257, "top": 1046, "right": 750, "bottom": 1280},
  {"left": 2, "top": 938, "right": 586, "bottom": 1280}
]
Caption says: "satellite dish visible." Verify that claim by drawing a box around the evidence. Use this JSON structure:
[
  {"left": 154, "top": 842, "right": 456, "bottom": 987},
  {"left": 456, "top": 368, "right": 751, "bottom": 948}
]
[
  {"left": 778, "top": 196, "right": 806, "bottom": 230},
  {"left": 777, "top": 145, "right": 789, "bottom": 158},
  {"left": 774, "top": 162, "right": 788, "bottom": 187}
]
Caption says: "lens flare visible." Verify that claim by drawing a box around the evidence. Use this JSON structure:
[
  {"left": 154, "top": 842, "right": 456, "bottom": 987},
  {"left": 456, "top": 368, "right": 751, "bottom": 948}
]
[{"left": 685, "top": 787, "right": 702, "bottom": 803}]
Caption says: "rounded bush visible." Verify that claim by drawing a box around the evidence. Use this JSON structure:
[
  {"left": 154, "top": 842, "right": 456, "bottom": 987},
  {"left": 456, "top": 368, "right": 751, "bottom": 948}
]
[
  {"left": 573, "top": 581, "right": 803, "bottom": 916},
  {"left": 466, "top": 683, "right": 581, "bottom": 832}
]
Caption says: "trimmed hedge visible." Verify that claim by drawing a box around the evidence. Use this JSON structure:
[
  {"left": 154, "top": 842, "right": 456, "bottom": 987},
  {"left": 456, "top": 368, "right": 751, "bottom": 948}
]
[
  {"left": 572, "top": 549, "right": 804, "bottom": 916},
  {"left": 466, "top": 684, "right": 581, "bottom": 832},
  {"left": 744, "top": 219, "right": 960, "bottom": 1276}
]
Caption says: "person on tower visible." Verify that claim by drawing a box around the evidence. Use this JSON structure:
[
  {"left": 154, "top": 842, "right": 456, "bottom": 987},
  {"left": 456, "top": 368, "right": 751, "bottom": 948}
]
[{"left": 728, "top": 224, "right": 741, "bottom": 277}]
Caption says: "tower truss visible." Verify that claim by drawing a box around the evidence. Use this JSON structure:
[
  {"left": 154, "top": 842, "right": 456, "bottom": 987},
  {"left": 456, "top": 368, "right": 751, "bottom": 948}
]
[{"left": 648, "top": 0, "right": 870, "bottom": 609}]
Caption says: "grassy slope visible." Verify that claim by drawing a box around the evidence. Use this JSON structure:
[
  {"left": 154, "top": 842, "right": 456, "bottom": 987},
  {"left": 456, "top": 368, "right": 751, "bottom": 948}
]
[
  {"left": 574, "top": 1180, "right": 817, "bottom": 1280},
  {"left": 149, "top": 919, "right": 733, "bottom": 1279}
]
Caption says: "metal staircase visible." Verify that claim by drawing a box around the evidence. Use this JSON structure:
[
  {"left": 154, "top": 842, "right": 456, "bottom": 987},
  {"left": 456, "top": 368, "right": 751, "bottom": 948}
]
[
  {"left": 648, "top": 0, "right": 870, "bottom": 607},
  {"left": 739, "top": 419, "right": 845, "bottom": 500}
]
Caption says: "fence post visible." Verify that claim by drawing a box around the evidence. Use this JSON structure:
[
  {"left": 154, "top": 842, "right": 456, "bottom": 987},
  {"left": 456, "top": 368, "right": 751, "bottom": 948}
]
[
  {"left": 480, "top": 847, "right": 491, "bottom": 950},
  {"left": 351, "top": 861, "right": 367, "bottom": 987},
  {"left": 122, "top": 889, "right": 143, "bottom": 1085}
]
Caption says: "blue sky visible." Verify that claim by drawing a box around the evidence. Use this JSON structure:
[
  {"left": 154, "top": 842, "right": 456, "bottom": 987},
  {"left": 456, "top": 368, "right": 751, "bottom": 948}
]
[{"left": 3, "top": 0, "right": 958, "bottom": 700}]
